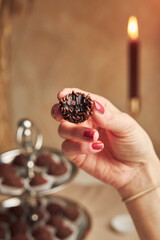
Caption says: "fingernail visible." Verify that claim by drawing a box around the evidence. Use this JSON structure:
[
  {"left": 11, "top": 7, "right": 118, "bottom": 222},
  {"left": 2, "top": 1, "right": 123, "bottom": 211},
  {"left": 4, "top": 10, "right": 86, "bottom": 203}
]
[
  {"left": 84, "top": 130, "right": 95, "bottom": 140},
  {"left": 92, "top": 142, "right": 104, "bottom": 150},
  {"left": 51, "top": 105, "right": 56, "bottom": 117},
  {"left": 94, "top": 101, "right": 105, "bottom": 114}
]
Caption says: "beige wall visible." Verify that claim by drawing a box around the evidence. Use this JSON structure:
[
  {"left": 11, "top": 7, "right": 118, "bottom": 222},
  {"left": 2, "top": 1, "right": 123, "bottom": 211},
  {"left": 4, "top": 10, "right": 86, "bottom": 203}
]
[{"left": 10, "top": 0, "right": 160, "bottom": 158}]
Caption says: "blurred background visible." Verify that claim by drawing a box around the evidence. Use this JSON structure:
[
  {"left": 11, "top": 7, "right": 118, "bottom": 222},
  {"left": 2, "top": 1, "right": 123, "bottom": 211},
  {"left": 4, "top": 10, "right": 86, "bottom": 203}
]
[
  {"left": 0, "top": 1, "right": 160, "bottom": 238},
  {"left": 1, "top": 0, "right": 160, "bottom": 181},
  {"left": 7, "top": 0, "right": 160, "bottom": 154},
  {"left": 0, "top": 0, "right": 160, "bottom": 240}
]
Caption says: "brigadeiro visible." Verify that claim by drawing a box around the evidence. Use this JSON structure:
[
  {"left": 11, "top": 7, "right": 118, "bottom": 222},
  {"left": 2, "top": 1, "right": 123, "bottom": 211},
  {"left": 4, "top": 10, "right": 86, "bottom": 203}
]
[
  {"left": 35, "top": 154, "right": 55, "bottom": 168},
  {"left": 29, "top": 173, "right": 48, "bottom": 186},
  {"left": 56, "top": 225, "right": 73, "bottom": 239},
  {"left": 12, "top": 154, "right": 27, "bottom": 167},
  {"left": 48, "top": 162, "right": 67, "bottom": 176},
  {"left": 32, "top": 226, "right": 54, "bottom": 240},
  {"left": 59, "top": 91, "right": 93, "bottom": 123},
  {"left": 10, "top": 220, "right": 28, "bottom": 236},
  {"left": 2, "top": 174, "right": 23, "bottom": 188},
  {"left": 47, "top": 214, "right": 64, "bottom": 228},
  {"left": 0, "top": 163, "right": 16, "bottom": 178},
  {"left": 12, "top": 233, "right": 29, "bottom": 240},
  {"left": 0, "top": 225, "right": 6, "bottom": 239},
  {"left": 63, "top": 205, "right": 80, "bottom": 221},
  {"left": 47, "top": 202, "right": 63, "bottom": 215},
  {"left": 9, "top": 205, "right": 24, "bottom": 219}
]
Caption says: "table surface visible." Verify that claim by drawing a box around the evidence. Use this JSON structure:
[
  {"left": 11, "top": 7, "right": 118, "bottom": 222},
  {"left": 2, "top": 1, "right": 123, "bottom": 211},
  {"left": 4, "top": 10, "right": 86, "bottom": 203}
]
[{"left": 0, "top": 183, "right": 140, "bottom": 240}]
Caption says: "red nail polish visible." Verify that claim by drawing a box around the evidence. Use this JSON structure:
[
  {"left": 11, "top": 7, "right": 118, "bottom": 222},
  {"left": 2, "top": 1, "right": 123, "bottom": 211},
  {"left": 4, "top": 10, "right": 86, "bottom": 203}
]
[
  {"left": 94, "top": 101, "right": 105, "bottom": 114},
  {"left": 84, "top": 131, "right": 95, "bottom": 140},
  {"left": 92, "top": 142, "right": 104, "bottom": 150},
  {"left": 51, "top": 106, "right": 56, "bottom": 117}
]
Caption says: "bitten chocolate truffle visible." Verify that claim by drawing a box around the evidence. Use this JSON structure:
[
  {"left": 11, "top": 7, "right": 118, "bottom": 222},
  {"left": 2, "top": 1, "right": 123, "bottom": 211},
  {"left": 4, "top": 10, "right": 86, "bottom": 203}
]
[
  {"left": 29, "top": 173, "right": 47, "bottom": 186},
  {"left": 63, "top": 205, "right": 80, "bottom": 221},
  {"left": 48, "top": 162, "right": 67, "bottom": 176},
  {"left": 13, "top": 154, "right": 26, "bottom": 167},
  {"left": 59, "top": 91, "right": 93, "bottom": 123},
  {"left": 56, "top": 225, "right": 73, "bottom": 239},
  {"left": 35, "top": 154, "right": 54, "bottom": 167}
]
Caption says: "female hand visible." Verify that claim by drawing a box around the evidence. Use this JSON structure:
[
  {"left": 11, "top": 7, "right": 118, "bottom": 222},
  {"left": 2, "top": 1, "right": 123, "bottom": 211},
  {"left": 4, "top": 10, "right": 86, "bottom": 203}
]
[{"left": 51, "top": 88, "right": 158, "bottom": 190}]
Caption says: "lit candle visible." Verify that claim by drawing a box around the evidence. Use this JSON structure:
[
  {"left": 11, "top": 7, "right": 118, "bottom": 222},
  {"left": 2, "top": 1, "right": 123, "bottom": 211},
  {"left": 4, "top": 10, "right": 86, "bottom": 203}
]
[{"left": 127, "top": 16, "right": 140, "bottom": 114}]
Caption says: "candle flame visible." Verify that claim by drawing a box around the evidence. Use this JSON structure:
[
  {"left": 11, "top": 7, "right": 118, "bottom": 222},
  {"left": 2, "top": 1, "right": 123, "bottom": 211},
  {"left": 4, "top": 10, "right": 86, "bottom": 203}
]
[{"left": 128, "top": 16, "right": 139, "bottom": 40}]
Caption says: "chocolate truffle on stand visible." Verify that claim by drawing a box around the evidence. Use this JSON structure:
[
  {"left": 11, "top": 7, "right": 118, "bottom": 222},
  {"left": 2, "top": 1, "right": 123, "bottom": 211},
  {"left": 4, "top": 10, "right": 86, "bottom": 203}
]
[
  {"left": 59, "top": 91, "right": 93, "bottom": 123},
  {"left": 63, "top": 205, "right": 80, "bottom": 221},
  {"left": 32, "top": 226, "right": 54, "bottom": 240},
  {"left": 48, "top": 162, "right": 67, "bottom": 176},
  {"left": 29, "top": 173, "right": 47, "bottom": 187},
  {"left": 56, "top": 225, "right": 73, "bottom": 239},
  {"left": 35, "top": 154, "right": 55, "bottom": 168},
  {"left": 13, "top": 154, "right": 27, "bottom": 167}
]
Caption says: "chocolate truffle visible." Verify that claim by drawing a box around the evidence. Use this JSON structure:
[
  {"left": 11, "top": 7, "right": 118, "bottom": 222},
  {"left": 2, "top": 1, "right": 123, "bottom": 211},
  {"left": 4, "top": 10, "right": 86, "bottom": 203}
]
[
  {"left": 12, "top": 233, "right": 29, "bottom": 240},
  {"left": 59, "top": 91, "right": 93, "bottom": 123},
  {"left": 13, "top": 154, "right": 26, "bottom": 167},
  {"left": 2, "top": 174, "right": 23, "bottom": 188},
  {"left": 0, "top": 164, "right": 16, "bottom": 178},
  {"left": 63, "top": 205, "right": 80, "bottom": 221},
  {"left": 0, "top": 225, "right": 6, "bottom": 239},
  {"left": 35, "top": 154, "right": 54, "bottom": 167},
  {"left": 48, "top": 162, "right": 67, "bottom": 176},
  {"left": 47, "top": 214, "right": 64, "bottom": 228},
  {"left": 47, "top": 202, "right": 63, "bottom": 215},
  {"left": 56, "top": 225, "right": 73, "bottom": 239},
  {"left": 10, "top": 220, "right": 28, "bottom": 236},
  {"left": 29, "top": 173, "right": 47, "bottom": 186},
  {"left": 9, "top": 205, "right": 24, "bottom": 218},
  {"left": 32, "top": 226, "right": 53, "bottom": 240}
]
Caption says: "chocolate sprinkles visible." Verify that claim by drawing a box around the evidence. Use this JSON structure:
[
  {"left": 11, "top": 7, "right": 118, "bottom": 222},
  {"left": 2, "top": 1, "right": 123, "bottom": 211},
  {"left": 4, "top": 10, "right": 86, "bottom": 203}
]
[{"left": 59, "top": 91, "right": 93, "bottom": 123}]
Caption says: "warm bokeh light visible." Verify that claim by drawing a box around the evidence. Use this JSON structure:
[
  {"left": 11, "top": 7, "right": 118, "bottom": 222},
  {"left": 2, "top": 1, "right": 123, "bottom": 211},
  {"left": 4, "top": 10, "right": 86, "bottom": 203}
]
[{"left": 128, "top": 16, "right": 139, "bottom": 40}]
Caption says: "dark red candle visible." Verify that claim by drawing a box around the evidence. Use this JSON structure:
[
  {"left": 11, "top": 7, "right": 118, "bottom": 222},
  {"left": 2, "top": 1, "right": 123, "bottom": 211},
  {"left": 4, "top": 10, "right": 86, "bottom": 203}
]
[{"left": 128, "top": 16, "right": 139, "bottom": 99}]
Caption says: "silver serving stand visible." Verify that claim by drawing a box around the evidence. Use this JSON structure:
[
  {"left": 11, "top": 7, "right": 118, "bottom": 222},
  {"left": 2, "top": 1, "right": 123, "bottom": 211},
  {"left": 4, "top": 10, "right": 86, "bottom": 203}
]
[{"left": 0, "top": 119, "right": 91, "bottom": 240}]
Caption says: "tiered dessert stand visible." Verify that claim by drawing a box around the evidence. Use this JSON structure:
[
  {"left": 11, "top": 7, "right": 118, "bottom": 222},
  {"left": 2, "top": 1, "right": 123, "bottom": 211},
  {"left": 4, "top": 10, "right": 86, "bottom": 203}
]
[{"left": 0, "top": 119, "right": 91, "bottom": 240}]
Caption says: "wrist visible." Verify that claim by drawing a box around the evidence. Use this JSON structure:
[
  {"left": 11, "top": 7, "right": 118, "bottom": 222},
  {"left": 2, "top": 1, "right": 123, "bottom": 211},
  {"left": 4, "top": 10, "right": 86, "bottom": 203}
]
[{"left": 118, "top": 155, "right": 160, "bottom": 201}]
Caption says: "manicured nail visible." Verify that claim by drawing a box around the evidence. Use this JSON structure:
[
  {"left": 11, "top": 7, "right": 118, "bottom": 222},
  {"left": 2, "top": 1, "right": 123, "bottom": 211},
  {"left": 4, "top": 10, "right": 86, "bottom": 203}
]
[
  {"left": 84, "top": 130, "right": 95, "bottom": 140},
  {"left": 51, "top": 105, "right": 56, "bottom": 117},
  {"left": 94, "top": 101, "right": 105, "bottom": 114},
  {"left": 92, "top": 142, "right": 104, "bottom": 150}
]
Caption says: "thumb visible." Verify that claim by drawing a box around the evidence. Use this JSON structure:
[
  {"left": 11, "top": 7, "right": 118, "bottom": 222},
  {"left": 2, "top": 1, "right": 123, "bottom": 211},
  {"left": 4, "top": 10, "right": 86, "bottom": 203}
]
[{"left": 92, "top": 100, "right": 135, "bottom": 136}]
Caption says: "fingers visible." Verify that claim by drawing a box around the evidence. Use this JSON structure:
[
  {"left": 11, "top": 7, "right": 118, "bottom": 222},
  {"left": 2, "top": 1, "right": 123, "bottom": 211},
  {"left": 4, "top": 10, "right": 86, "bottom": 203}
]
[
  {"left": 62, "top": 139, "right": 104, "bottom": 156},
  {"left": 92, "top": 100, "right": 136, "bottom": 136},
  {"left": 58, "top": 121, "right": 99, "bottom": 141},
  {"left": 52, "top": 88, "right": 136, "bottom": 138},
  {"left": 51, "top": 104, "right": 63, "bottom": 121},
  {"left": 57, "top": 88, "right": 120, "bottom": 113},
  {"left": 51, "top": 88, "right": 120, "bottom": 122}
]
